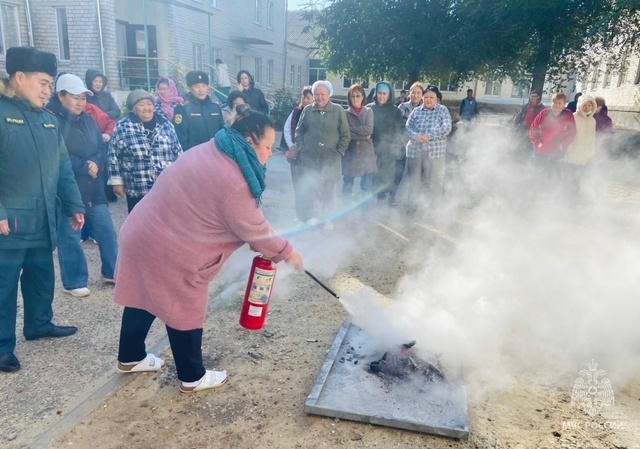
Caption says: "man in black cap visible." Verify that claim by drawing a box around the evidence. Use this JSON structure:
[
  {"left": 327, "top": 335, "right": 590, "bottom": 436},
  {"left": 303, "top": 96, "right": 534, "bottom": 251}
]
[
  {"left": 0, "top": 47, "right": 85, "bottom": 373},
  {"left": 172, "top": 70, "right": 224, "bottom": 150}
]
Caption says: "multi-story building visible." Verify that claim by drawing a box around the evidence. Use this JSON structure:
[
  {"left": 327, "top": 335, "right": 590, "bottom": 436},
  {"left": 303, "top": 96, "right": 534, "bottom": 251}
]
[
  {"left": 1, "top": 0, "right": 305, "bottom": 102},
  {"left": 576, "top": 55, "right": 640, "bottom": 129},
  {"left": 285, "top": 9, "right": 313, "bottom": 93}
]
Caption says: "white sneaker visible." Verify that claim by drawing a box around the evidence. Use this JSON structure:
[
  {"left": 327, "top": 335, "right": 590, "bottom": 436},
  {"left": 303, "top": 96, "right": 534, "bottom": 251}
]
[
  {"left": 63, "top": 287, "right": 90, "bottom": 297},
  {"left": 101, "top": 276, "right": 115, "bottom": 285},
  {"left": 306, "top": 218, "right": 319, "bottom": 226},
  {"left": 323, "top": 220, "right": 334, "bottom": 230},
  {"left": 180, "top": 369, "right": 228, "bottom": 393}
]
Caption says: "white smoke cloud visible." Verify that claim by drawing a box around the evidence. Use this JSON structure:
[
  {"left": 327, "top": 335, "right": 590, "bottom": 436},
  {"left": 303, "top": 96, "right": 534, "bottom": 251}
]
[{"left": 324, "top": 121, "right": 640, "bottom": 397}]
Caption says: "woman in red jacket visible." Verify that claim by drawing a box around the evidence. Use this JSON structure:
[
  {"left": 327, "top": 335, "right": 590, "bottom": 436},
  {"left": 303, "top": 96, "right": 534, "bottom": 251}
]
[{"left": 529, "top": 92, "right": 577, "bottom": 202}]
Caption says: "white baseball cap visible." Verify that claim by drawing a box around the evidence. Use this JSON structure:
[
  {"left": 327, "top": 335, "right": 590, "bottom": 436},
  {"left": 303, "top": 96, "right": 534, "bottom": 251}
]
[{"left": 56, "top": 74, "right": 93, "bottom": 96}]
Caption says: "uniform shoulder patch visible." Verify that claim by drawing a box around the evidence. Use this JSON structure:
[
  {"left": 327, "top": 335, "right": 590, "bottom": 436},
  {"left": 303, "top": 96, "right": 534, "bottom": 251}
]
[
  {"left": 5, "top": 117, "right": 25, "bottom": 124},
  {"left": 43, "top": 123, "right": 56, "bottom": 129},
  {"left": 174, "top": 114, "right": 183, "bottom": 124}
]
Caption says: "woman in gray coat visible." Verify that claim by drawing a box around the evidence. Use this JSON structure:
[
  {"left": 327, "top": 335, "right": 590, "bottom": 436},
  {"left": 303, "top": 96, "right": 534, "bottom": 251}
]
[
  {"left": 342, "top": 84, "right": 376, "bottom": 198},
  {"left": 295, "top": 80, "right": 350, "bottom": 229}
]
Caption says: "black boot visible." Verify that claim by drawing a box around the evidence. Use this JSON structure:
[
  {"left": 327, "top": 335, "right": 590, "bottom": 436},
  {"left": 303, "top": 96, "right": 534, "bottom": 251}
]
[{"left": 0, "top": 352, "right": 21, "bottom": 373}]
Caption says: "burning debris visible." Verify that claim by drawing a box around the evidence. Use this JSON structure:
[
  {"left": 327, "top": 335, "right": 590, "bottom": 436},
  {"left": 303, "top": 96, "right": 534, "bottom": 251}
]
[
  {"left": 368, "top": 341, "right": 445, "bottom": 382},
  {"left": 306, "top": 322, "right": 469, "bottom": 439}
]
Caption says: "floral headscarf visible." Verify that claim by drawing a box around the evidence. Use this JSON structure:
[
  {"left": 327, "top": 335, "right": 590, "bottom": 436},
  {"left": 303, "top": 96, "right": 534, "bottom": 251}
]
[{"left": 155, "top": 78, "right": 184, "bottom": 120}]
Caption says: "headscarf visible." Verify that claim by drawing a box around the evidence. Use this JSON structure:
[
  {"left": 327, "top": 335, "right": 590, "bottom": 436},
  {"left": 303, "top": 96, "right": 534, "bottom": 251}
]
[
  {"left": 311, "top": 80, "right": 333, "bottom": 97},
  {"left": 155, "top": 78, "right": 183, "bottom": 120},
  {"left": 214, "top": 125, "right": 266, "bottom": 206},
  {"left": 375, "top": 83, "right": 390, "bottom": 94}
]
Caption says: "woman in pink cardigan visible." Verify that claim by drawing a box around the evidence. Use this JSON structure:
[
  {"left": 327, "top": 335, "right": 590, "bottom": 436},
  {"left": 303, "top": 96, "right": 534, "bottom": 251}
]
[{"left": 114, "top": 105, "right": 304, "bottom": 393}]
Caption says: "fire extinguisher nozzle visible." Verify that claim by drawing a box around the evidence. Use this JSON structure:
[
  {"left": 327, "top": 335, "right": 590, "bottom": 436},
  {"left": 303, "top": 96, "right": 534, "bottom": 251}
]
[{"left": 305, "top": 270, "right": 340, "bottom": 299}]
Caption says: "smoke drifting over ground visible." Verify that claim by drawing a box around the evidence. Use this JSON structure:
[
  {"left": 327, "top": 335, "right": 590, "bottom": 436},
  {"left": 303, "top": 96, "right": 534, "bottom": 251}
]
[{"left": 333, "top": 122, "right": 640, "bottom": 396}]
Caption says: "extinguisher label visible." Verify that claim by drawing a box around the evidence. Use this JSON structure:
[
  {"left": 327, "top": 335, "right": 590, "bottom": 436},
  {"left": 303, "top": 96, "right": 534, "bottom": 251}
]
[
  {"left": 248, "top": 305, "right": 263, "bottom": 317},
  {"left": 248, "top": 268, "right": 275, "bottom": 305}
]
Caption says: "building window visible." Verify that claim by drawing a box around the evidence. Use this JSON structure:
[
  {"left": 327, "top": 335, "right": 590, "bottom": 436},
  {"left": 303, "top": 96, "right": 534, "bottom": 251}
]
[
  {"left": 290, "top": 65, "right": 295, "bottom": 87},
  {"left": 343, "top": 77, "right": 355, "bottom": 89},
  {"left": 618, "top": 52, "right": 629, "bottom": 87},
  {"left": 254, "top": 57, "right": 262, "bottom": 83},
  {"left": 234, "top": 55, "right": 242, "bottom": 74},
  {"left": 309, "top": 59, "right": 326, "bottom": 84},
  {"left": 135, "top": 30, "right": 147, "bottom": 54},
  {"left": 56, "top": 7, "right": 71, "bottom": 60},
  {"left": 603, "top": 60, "right": 612, "bottom": 88},
  {"left": 590, "top": 65, "right": 599, "bottom": 90},
  {"left": 484, "top": 80, "right": 500, "bottom": 96},
  {"left": 255, "top": 0, "right": 262, "bottom": 25},
  {"left": 297, "top": 65, "right": 302, "bottom": 86},
  {"left": 267, "top": 59, "right": 273, "bottom": 85},
  {"left": 213, "top": 47, "right": 222, "bottom": 64},
  {"left": 211, "top": 0, "right": 218, "bottom": 7},
  {"left": 193, "top": 44, "right": 204, "bottom": 70},
  {"left": 0, "top": 4, "right": 21, "bottom": 55},
  {"left": 267, "top": 1, "right": 274, "bottom": 29}
]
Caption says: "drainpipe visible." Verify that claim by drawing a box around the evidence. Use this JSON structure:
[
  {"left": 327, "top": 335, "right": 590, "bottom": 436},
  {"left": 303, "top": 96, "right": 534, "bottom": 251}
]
[
  {"left": 208, "top": 14, "right": 213, "bottom": 81},
  {"left": 24, "top": 0, "right": 34, "bottom": 46},
  {"left": 96, "top": 0, "right": 106, "bottom": 75},
  {"left": 142, "top": 0, "right": 151, "bottom": 89},
  {"left": 283, "top": 0, "right": 288, "bottom": 86}
]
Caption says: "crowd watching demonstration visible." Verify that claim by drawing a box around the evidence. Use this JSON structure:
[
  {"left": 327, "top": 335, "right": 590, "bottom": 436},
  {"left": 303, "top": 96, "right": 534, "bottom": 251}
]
[{"left": 0, "top": 46, "right": 615, "bottom": 392}]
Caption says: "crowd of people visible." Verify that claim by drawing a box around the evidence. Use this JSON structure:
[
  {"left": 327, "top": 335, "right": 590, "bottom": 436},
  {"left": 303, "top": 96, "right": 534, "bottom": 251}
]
[
  {"left": 0, "top": 45, "right": 616, "bottom": 392},
  {"left": 515, "top": 89, "right": 613, "bottom": 204},
  {"left": 0, "top": 47, "right": 303, "bottom": 394},
  {"left": 283, "top": 80, "right": 455, "bottom": 227}
]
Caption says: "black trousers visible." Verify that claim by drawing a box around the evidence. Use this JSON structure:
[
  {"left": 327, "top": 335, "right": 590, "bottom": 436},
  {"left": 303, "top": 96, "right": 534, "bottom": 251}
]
[
  {"left": 394, "top": 156, "right": 406, "bottom": 192},
  {"left": 0, "top": 247, "right": 55, "bottom": 353},
  {"left": 117, "top": 306, "right": 206, "bottom": 382},
  {"left": 125, "top": 195, "right": 144, "bottom": 213}
]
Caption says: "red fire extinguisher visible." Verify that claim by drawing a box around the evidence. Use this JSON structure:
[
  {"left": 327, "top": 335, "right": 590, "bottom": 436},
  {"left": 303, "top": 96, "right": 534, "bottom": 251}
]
[{"left": 239, "top": 255, "right": 277, "bottom": 330}]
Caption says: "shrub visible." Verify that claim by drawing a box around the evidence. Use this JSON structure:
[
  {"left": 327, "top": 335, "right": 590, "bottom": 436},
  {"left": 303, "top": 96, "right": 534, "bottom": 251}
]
[{"left": 268, "top": 86, "right": 297, "bottom": 130}]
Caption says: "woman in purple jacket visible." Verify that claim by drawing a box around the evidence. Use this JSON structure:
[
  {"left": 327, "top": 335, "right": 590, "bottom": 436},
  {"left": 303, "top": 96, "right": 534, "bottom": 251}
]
[{"left": 114, "top": 105, "right": 303, "bottom": 393}]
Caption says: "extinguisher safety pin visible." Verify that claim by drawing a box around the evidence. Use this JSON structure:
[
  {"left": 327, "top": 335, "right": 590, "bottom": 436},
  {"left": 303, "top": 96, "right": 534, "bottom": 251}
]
[{"left": 304, "top": 270, "right": 340, "bottom": 299}]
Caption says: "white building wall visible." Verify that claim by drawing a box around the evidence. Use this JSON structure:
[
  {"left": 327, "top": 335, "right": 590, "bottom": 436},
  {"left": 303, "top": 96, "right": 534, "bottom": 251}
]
[
  {"left": 285, "top": 44, "right": 310, "bottom": 92},
  {"left": 577, "top": 54, "right": 640, "bottom": 129}
]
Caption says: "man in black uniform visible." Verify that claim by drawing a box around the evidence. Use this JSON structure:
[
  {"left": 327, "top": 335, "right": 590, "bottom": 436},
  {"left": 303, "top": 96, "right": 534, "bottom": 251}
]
[
  {"left": 0, "top": 47, "right": 85, "bottom": 373},
  {"left": 172, "top": 71, "right": 224, "bottom": 150}
]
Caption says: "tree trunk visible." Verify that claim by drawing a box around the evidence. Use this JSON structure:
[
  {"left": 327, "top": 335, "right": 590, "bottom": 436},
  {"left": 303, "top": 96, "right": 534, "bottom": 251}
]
[
  {"left": 408, "top": 67, "right": 420, "bottom": 86},
  {"left": 530, "top": 31, "right": 553, "bottom": 95}
]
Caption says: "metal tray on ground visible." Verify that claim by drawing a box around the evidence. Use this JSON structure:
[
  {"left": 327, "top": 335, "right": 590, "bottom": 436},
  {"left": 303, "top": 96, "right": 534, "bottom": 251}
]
[{"left": 305, "top": 321, "right": 469, "bottom": 440}]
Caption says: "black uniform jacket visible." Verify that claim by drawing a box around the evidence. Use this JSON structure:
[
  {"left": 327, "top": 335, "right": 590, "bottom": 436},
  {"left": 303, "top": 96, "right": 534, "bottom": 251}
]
[
  {"left": 172, "top": 93, "right": 224, "bottom": 150},
  {"left": 0, "top": 84, "right": 84, "bottom": 250}
]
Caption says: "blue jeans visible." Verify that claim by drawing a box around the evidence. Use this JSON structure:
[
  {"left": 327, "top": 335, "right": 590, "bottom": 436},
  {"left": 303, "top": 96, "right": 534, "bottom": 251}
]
[{"left": 57, "top": 203, "right": 118, "bottom": 288}]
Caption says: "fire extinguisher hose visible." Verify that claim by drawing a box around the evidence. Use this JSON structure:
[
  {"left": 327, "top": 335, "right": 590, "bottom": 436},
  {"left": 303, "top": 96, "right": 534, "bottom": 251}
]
[{"left": 304, "top": 270, "right": 340, "bottom": 299}]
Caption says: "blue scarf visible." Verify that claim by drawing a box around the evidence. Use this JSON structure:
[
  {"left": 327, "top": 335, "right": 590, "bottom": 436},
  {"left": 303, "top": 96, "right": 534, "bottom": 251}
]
[{"left": 215, "top": 125, "right": 266, "bottom": 206}]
